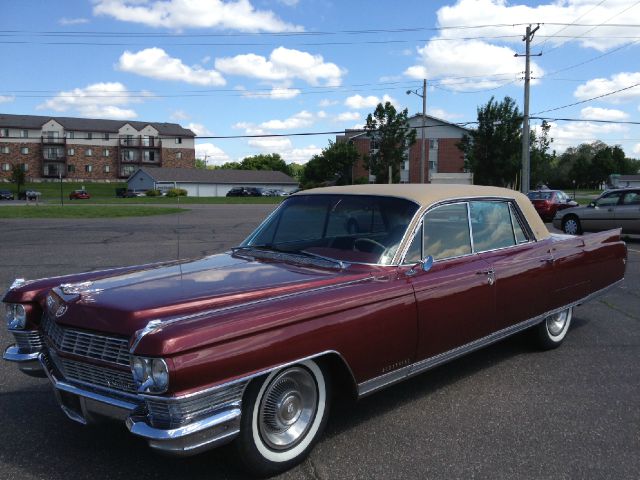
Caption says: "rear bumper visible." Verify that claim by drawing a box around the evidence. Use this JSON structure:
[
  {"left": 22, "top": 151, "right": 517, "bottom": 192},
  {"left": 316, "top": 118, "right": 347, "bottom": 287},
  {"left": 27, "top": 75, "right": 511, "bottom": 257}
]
[{"left": 3, "top": 344, "right": 242, "bottom": 456}]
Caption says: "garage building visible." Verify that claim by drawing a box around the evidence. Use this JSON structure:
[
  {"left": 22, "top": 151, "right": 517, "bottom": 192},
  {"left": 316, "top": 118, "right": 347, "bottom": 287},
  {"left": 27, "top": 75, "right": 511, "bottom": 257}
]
[{"left": 127, "top": 167, "right": 299, "bottom": 197}]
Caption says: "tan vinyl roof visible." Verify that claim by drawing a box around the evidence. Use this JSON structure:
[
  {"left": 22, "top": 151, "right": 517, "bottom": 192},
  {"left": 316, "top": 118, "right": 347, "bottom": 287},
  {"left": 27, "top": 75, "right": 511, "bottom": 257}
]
[{"left": 296, "top": 184, "right": 549, "bottom": 241}]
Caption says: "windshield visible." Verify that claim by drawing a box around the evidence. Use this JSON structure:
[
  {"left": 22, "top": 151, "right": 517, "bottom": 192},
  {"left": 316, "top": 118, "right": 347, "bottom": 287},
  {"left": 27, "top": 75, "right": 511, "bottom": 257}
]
[{"left": 242, "top": 194, "right": 419, "bottom": 265}]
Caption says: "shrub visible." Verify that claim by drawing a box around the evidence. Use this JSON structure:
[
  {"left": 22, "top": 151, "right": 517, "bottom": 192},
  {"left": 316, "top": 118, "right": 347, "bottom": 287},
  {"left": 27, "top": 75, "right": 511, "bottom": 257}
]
[
  {"left": 145, "top": 189, "right": 162, "bottom": 197},
  {"left": 166, "top": 188, "right": 188, "bottom": 197}
]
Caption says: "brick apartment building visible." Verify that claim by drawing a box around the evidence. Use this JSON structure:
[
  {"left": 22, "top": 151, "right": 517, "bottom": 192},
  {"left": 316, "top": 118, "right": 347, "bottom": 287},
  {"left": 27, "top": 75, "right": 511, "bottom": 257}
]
[
  {"left": 337, "top": 114, "right": 471, "bottom": 184},
  {"left": 0, "top": 113, "right": 196, "bottom": 181}
]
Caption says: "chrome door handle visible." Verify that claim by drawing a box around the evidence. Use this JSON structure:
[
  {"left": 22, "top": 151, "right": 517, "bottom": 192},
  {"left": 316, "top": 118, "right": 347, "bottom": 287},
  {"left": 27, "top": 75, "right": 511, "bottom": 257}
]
[{"left": 476, "top": 269, "right": 495, "bottom": 285}]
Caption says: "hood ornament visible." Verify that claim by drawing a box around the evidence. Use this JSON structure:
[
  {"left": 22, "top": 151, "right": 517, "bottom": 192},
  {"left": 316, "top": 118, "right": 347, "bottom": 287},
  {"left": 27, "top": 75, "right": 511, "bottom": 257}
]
[{"left": 60, "top": 281, "right": 104, "bottom": 296}]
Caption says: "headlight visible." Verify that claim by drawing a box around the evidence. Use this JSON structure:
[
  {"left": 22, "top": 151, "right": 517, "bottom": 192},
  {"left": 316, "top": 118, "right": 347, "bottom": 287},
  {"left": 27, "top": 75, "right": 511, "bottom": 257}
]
[
  {"left": 130, "top": 356, "right": 169, "bottom": 393},
  {"left": 5, "top": 304, "right": 27, "bottom": 330}
]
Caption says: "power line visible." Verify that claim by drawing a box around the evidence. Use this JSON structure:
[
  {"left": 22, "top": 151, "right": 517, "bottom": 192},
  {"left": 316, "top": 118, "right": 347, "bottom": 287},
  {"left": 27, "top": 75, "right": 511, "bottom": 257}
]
[
  {"left": 537, "top": 0, "right": 608, "bottom": 53},
  {"left": 532, "top": 117, "right": 640, "bottom": 125},
  {"left": 532, "top": 82, "right": 640, "bottom": 115}
]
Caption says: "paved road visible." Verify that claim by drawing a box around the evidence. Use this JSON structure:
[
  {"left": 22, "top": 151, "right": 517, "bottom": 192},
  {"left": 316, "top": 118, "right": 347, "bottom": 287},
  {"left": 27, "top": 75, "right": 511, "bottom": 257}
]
[{"left": 0, "top": 206, "right": 638, "bottom": 480}]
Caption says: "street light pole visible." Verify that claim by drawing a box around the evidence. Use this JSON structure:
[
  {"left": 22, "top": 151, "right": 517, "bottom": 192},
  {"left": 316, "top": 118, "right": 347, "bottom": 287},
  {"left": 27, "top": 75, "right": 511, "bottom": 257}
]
[{"left": 407, "top": 79, "right": 427, "bottom": 184}]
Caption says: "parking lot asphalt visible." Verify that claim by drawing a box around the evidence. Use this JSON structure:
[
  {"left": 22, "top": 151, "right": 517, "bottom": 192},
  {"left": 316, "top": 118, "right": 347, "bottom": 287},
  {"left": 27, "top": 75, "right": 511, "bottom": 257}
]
[{"left": 0, "top": 205, "right": 638, "bottom": 480}]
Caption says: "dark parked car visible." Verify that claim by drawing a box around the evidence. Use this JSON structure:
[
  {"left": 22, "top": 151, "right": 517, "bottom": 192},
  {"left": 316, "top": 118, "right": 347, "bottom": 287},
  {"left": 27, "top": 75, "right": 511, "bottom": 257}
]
[
  {"left": 226, "top": 187, "right": 264, "bottom": 197},
  {"left": 69, "top": 190, "right": 90, "bottom": 200},
  {"left": 3, "top": 184, "right": 627, "bottom": 476},
  {"left": 527, "top": 190, "right": 578, "bottom": 222},
  {"left": 0, "top": 190, "right": 14, "bottom": 200},
  {"left": 553, "top": 188, "right": 640, "bottom": 234}
]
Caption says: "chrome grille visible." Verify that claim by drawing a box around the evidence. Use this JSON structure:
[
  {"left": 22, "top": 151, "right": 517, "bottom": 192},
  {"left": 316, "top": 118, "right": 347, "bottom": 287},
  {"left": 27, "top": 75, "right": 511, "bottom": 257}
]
[
  {"left": 145, "top": 381, "right": 247, "bottom": 429},
  {"left": 11, "top": 330, "right": 44, "bottom": 352},
  {"left": 41, "top": 313, "right": 131, "bottom": 366},
  {"left": 59, "top": 357, "right": 138, "bottom": 393}
]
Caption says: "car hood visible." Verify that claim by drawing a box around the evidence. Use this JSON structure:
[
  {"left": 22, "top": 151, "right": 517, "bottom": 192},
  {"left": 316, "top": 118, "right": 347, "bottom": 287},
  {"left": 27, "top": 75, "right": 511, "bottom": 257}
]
[
  {"left": 554, "top": 205, "right": 588, "bottom": 218},
  {"left": 20, "top": 252, "right": 373, "bottom": 338}
]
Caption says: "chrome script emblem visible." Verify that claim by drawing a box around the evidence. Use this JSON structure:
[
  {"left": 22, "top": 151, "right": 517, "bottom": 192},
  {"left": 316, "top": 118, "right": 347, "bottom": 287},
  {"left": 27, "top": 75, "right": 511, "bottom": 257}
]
[{"left": 46, "top": 293, "right": 68, "bottom": 317}]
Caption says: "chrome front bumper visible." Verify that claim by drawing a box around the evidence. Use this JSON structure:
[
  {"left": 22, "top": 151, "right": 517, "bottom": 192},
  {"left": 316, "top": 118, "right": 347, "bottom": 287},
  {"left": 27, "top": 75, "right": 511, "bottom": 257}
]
[{"left": 3, "top": 344, "right": 242, "bottom": 456}]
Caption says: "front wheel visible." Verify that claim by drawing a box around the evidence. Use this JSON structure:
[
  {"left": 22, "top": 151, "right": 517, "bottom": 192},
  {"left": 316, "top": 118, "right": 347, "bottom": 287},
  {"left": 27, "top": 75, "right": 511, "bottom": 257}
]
[
  {"left": 533, "top": 307, "right": 572, "bottom": 350},
  {"left": 235, "top": 360, "right": 330, "bottom": 476},
  {"left": 561, "top": 215, "right": 582, "bottom": 235}
]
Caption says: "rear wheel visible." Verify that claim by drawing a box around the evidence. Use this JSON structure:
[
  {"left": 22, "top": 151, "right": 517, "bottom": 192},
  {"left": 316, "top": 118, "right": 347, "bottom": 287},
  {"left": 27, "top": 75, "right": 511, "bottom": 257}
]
[
  {"left": 561, "top": 215, "right": 582, "bottom": 235},
  {"left": 235, "top": 360, "right": 330, "bottom": 476},
  {"left": 533, "top": 307, "right": 572, "bottom": 350}
]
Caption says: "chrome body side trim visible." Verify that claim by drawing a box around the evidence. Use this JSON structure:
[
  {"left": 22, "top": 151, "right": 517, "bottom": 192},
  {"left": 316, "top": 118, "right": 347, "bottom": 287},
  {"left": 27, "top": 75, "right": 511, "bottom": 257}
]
[{"left": 357, "top": 278, "right": 624, "bottom": 397}]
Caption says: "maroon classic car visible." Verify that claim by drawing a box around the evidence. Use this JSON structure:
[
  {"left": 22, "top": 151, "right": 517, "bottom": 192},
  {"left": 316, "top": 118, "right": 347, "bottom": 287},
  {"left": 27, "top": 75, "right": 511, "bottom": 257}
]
[
  {"left": 3, "top": 185, "right": 627, "bottom": 475},
  {"left": 527, "top": 189, "right": 578, "bottom": 222}
]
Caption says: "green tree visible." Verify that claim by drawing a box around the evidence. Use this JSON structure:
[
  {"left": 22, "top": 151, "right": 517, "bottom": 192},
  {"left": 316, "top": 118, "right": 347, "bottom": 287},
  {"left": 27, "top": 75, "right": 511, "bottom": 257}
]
[
  {"left": 300, "top": 141, "right": 360, "bottom": 188},
  {"left": 288, "top": 163, "right": 305, "bottom": 181},
  {"left": 217, "top": 161, "right": 243, "bottom": 170},
  {"left": 364, "top": 102, "right": 416, "bottom": 183},
  {"left": 9, "top": 164, "right": 25, "bottom": 195},
  {"left": 195, "top": 158, "right": 208, "bottom": 169},
  {"left": 458, "top": 96, "right": 522, "bottom": 187},
  {"left": 240, "top": 153, "right": 291, "bottom": 175},
  {"left": 530, "top": 120, "right": 555, "bottom": 188}
]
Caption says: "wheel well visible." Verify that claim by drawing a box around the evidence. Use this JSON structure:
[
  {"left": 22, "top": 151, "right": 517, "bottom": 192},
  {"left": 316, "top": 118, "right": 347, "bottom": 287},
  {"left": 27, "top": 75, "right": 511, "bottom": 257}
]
[{"left": 315, "top": 352, "right": 358, "bottom": 402}]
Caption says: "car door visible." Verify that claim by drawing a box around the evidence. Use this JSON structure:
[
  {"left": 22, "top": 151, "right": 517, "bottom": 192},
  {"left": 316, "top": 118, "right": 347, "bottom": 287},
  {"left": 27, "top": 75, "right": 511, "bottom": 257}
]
[
  {"left": 470, "top": 200, "right": 553, "bottom": 331},
  {"left": 615, "top": 190, "right": 640, "bottom": 234},
  {"left": 581, "top": 191, "right": 623, "bottom": 231},
  {"left": 404, "top": 202, "right": 496, "bottom": 360}
]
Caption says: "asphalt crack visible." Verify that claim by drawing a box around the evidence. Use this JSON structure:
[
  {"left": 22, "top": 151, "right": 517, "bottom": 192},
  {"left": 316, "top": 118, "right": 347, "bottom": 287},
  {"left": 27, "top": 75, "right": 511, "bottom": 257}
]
[{"left": 598, "top": 299, "right": 640, "bottom": 321}]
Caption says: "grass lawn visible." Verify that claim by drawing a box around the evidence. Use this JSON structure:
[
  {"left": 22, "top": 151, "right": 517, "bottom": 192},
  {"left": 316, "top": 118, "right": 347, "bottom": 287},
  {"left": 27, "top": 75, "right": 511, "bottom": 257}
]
[
  {"left": 63, "top": 196, "right": 285, "bottom": 205},
  {"left": 0, "top": 205, "right": 186, "bottom": 219}
]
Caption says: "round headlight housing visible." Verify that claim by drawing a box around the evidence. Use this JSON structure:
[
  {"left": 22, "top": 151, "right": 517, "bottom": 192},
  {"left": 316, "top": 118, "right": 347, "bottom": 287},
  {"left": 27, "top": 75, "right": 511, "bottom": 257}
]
[
  {"left": 5, "top": 304, "right": 27, "bottom": 330},
  {"left": 130, "top": 356, "right": 169, "bottom": 393}
]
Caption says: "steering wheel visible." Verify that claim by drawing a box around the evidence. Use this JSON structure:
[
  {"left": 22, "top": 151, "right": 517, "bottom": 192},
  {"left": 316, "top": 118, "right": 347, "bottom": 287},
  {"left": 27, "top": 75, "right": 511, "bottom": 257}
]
[{"left": 353, "top": 238, "right": 386, "bottom": 254}]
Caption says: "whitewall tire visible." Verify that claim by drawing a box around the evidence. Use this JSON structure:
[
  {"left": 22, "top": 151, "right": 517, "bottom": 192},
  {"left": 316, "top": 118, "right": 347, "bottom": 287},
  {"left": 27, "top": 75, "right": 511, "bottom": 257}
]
[{"left": 534, "top": 307, "right": 572, "bottom": 350}]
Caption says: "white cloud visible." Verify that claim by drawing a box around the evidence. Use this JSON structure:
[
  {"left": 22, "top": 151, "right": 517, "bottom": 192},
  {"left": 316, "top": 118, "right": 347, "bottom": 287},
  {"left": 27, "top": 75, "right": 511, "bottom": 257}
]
[
  {"left": 427, "top": 107, "right": 463, "bottom": 121},
  {"left": 195, "top": 142, "right": 231, "bottom": 166},
  {"left": 546, "top": 120, "right": 628, "bottom": 152},
  {"left": 187, "top": 123, "right": 212, "bottom": 136},
  {"left": 241, "top": 87, "right": 301, "bottom": 100},
  {"left": 245, "top": 136, "right": 320, "bottom": 164},
  {"left": 574, "top": 72, "right": 640, "bottom": 104},
  {"left": 118, "top": 48, "right": 226, "bottom": 86},
  {"left": 317, "top": 110, "right": 327, "bottom": 119},
  {"left": 334, "top": 111, "right": 361, "bottom": 122},
  {"left": 319, "top": 99, "right": 338, "bottom": 107},
  {"left": 434, "top": 0, "right": 640, "bottom": 51},
  {"left": 633, "top": 143, "right": 640, "bottom": 155},
  {"left": 93, "top": 0, "right": 303, "bottom": 32},
  {"left": 216, "top": 47, "right": 344, "bottom": 86},
  {"left": 170, "top": 109, "right": 190, "bottom": 121},
  {"left": 283, "top": 145, "right": 322, "bottom": 164},
  {"left": 59, "top": 17, "right": 89, "bottom": 25},
  {"left": 580, "top": 106, "right": 629, "bottom": 121},
  {"left": 405, "top": 39, "right": 541, "bottom": 91},
  {"left": 259, "top": 111, "right": 314, "bottom": 130},
  {"left": 0, "top": 95, "right": 15, "bottom": 104},
  {"left": 248, "top": 136, "right": 293, "bottom": 151},
  {"left": 345, "top": 94, "right": 395, "bottom": 109},
  {"left": 36, "top": 82, "right": 145, "bottom": 119}
]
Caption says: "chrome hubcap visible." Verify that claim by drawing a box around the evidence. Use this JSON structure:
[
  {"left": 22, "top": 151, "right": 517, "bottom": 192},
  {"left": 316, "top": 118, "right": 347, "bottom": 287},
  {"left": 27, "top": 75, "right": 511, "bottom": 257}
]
[
  {"left": 259, "top": 367, "right": 318, "bottom": 450},
  {"left": 547, "top": 310, "right": 568, "bottom": 336},
  {"left": 564, "top": 219, "right": 578, "bottom": 234}
]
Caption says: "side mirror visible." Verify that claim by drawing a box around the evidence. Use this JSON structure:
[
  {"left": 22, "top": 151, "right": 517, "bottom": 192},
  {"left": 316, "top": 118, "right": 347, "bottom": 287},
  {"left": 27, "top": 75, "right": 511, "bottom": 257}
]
[
  {"left": 406, "top": 255, "right": 434, "bottom": 276},
  {"left": 588, "top": 201, "right": 596, "bottom": 208}
]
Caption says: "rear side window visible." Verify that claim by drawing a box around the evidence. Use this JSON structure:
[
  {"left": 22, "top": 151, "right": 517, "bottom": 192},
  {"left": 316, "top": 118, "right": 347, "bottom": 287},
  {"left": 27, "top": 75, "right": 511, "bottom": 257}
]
[
  {"left": 422, "top": 203, "right": 472, "bottom": 260},
  {"left": 469, "top": 201, "right": 516, "bottom": 252},
  {"left": 622, "top": 191, "right": 640, "bottom": 205}
]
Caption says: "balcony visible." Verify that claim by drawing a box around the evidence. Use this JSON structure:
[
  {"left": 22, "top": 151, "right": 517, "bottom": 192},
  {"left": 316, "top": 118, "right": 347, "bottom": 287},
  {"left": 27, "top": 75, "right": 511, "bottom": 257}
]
[
  {"left": 43, "top": 152, "right": 66, "bottom": 162},
  {"left": 41, "top": 136, "right": 66, "bottom": 145},
  {"left": 43, "top": 163, "right": 66, "bottom": 178},
  {"left": 119, "top": 136, "right": 161, "bottom": 148}
]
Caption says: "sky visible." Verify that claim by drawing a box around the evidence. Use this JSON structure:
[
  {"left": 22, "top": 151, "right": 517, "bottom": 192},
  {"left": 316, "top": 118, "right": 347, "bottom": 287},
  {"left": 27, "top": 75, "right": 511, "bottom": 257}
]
[{"left": 2, "top": 0, "right": 640, "bottom": 166}]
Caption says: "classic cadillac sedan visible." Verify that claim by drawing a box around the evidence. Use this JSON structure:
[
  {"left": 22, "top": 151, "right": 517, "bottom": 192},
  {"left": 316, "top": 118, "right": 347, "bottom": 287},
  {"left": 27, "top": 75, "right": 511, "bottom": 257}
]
[{"left": 3, "top": 185, "right": 627, "bottom": 475}]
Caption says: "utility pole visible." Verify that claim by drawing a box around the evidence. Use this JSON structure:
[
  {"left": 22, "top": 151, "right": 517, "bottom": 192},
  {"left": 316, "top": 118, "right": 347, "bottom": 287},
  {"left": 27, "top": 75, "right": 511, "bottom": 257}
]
[
  {"left": 406, "top": 79, "right": 427, "bottom": 183},
  {"left": 515, "top": 24, "right": 541, "bottom": 194}
]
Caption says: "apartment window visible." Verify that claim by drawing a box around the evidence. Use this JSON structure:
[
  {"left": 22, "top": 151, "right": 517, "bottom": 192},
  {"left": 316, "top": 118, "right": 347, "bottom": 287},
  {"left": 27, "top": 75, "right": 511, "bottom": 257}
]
[
  {"left": 67, "top": 164, "right": 75, "bottom": 173},
  {"left": 104, "top": 165, "right": 110, "bottom": 173},
  {"left": 1, "top": 163, "right": 10, "bottom": 171},
  {"left": 68, "top": 131, "right": 75, "bottom": 139},
  {"left": 175, "top": 137, "right": 182, "bottom": 144},
  {"left": 20, "top": 130, "right": 28, "bottom": 138},
  {"left": 0, "top": 128, "right": 8, "bottom": 138},
  {"left": 85, "top": 165, "right": 93, "bottom": 173},
  {"left": 21, "top": 147, "right": 29, "bottom": 154},
  {"left": 0, "top": 146, "right": 9, "bottom": 154},
  {"left": 143, "top": 150, "right": 155, "bottom": 162},
  {"left": 67, "top": 148, "right": 75, "bottom": 156},
  {"left": 20, "top": 163, "right": 28, "bottom": 172},
  {"left": 176, "top": 152, "right": 182, "bottom": 160},
  {"left": 429, "top": 138, "right": 439, "bottom": 149},
  {"left": 87, "top": 132, "right": 93, "bottom": 140},
  {"left": 86, "top": 148, "right": 93, "bottom": 157},
  {"left": 103, "top": 133, "right": 109, "bottom": 140},
  {"left": 103, "top": 149, "right": 110, "bottom": 157}
]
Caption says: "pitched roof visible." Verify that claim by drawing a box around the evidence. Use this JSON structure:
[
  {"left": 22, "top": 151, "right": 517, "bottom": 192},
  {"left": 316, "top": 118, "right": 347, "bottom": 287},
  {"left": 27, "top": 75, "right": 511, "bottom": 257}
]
[
  {"left": 136, "top": 167, "right": 299, "bottom": 185},
  {"left": 0, "top": 113, "right": 194, "bottom": 136}
]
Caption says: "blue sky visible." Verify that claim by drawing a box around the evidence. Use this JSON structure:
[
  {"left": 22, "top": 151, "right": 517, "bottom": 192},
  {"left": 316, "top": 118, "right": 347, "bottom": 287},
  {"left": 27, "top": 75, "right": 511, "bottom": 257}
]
[{"left": 2, "top": 0, "right": 640, "bottom": 165}]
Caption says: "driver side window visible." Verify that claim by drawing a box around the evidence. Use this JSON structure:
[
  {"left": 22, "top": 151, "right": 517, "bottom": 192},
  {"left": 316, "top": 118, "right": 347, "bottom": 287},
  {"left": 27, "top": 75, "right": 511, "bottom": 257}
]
[{"left": 597, "top": 192, "right": 622, "bottom": 207}]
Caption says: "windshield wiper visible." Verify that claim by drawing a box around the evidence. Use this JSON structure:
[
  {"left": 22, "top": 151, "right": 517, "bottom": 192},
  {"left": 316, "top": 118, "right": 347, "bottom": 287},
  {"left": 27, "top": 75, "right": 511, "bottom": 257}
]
[{"left": 298, "top": 250, "right": 348, "bottom": 269}]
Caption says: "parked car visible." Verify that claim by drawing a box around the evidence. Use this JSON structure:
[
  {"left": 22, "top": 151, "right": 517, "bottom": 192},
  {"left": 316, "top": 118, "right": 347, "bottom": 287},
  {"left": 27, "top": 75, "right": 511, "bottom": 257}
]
[
  {"left": 3, "top": 184, "right": 627, "bottom": 476},
  {"left": 0, "top": 190, "right": 14, "bottom": 200},
  {"left": 226, "top": 186, "right": 263, "bottom": 197},
  {"left": 527, "top": 189, "right": 578, "bottom": 222},
  {"left": 18, "top": 190, "right": 42, "bottom": 201},
  {"left": 553, "top": 188, "right": 640, "bottom": 235},
  {"left": 69, "top": 190, "right": 90, "bottom": 200}
]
